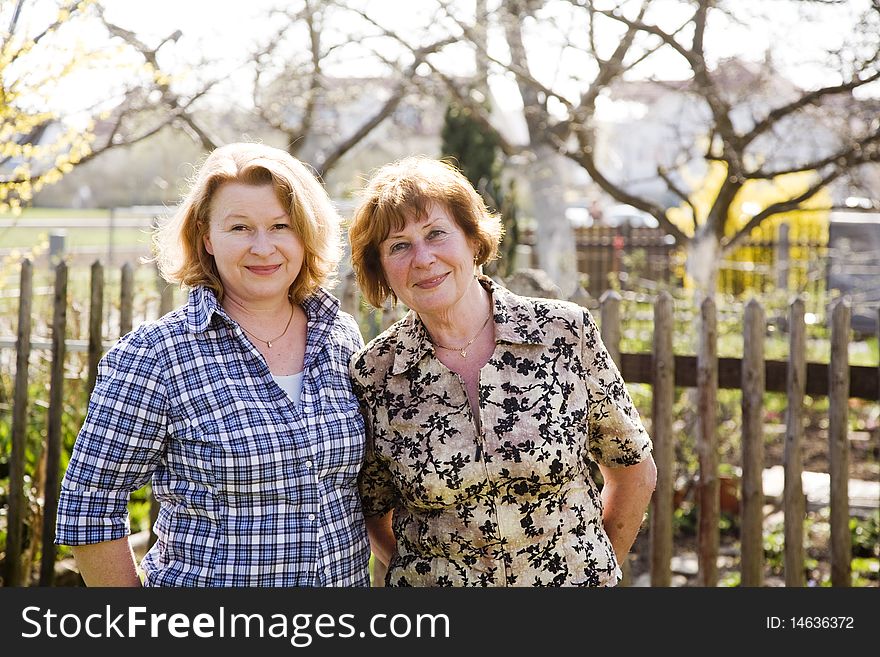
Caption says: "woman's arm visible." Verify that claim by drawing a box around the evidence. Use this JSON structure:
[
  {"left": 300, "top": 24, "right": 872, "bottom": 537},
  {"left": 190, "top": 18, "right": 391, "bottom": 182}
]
[
  {"left": 365, "top": 512, "right": 396, "bottom": 567},
  {"left": 71, "top": 536, "right": 142, "bottom": 587},
  {"left": 598, "top": 456, "right": 657, "bottom": 561}
]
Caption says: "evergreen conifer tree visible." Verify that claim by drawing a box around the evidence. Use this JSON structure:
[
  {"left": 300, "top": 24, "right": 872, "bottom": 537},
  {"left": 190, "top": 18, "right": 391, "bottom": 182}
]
[{"left": 440, "top": 101, "right": 518, "bottom": 277}]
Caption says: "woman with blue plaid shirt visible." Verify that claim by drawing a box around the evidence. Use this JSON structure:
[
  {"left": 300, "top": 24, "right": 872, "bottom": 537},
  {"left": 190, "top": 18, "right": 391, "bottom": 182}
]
[{"left": 56, "top": 143, "right": 371, "bottom": 587}]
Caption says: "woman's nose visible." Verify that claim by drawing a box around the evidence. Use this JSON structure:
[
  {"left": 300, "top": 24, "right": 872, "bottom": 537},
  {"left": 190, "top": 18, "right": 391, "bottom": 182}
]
[
  {"left": 411, "top": 240, "right": 435, "bottom": 267},
  {"left": 250, "top": 230, "right": 275, "bottom": 255}
]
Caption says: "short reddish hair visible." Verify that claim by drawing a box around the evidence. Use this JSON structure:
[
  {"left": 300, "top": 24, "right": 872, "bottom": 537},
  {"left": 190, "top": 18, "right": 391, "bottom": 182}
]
[{"left": 348, "top": 157, "right": 503, "bottom": 308}]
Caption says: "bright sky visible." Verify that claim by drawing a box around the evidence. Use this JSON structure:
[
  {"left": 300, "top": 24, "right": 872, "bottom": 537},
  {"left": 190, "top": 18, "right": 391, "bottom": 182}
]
[{"left": 10, "top": 0, "right": 876, "bottom": 118}]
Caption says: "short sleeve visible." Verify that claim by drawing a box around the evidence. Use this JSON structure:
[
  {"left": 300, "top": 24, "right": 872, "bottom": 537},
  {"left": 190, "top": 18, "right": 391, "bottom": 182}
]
[
  {"left": 350, "top": 353, "right": 399, "bottom": 517},
  {"left": 56, "top": 331, "right": 169, "bottom": 546},
  {"left": 580, "top": 309, "right": 653, "bottom": 467},
  {"left": 358, "top": 442, "right": 399, "bottom": 518}
]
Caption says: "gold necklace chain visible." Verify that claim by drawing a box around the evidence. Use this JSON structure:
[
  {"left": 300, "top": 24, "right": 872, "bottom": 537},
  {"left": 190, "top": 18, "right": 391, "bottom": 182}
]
[
  {"left": 239, "top": 305, "right": 294, "bottom": 349},
  {"left": 430, "top": 309, "right": 493, "bottom": 358}
]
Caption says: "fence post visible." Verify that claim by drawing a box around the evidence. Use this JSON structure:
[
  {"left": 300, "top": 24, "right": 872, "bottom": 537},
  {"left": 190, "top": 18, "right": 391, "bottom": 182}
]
[
  {"left": 6, "top": 259, "right": 33, "bottom": 587},
  {"left": 775, "top": 223, "right": 790, "bottom": 290},
  {"left": 120, "top": 262, "right": 134, "bottom": 336},
  {"left": 697, "top": 295, "right": 719, "bottom": 587},
  {"left": 828, "top": 297, "right": 851, "bottom": 587},
  {"left": 599, "top": 290, "right": 621, "bottom": 367},
  {"left": 159, "top": 279, "right": 175, "bottom": 317},
  {"left": 39, "top": 261, "right": 68, "bottom": 586},
  {"left": 741, "top": 298, "right": 766, "bottom": 586},
  {"left": 87, "top": 261, "right": 104, "bottom": 395},
  {"left": 598, "top": 289, "right": 629, "bottom": 583},
  {"left": 784, "top": 297, "right": 806, "bottom": 586},
  {"left": 650, "top": 290, "right": 674, "bottom": 587},
  {"left": 49, "top": 231, "right": 66, "bottom": 262}
]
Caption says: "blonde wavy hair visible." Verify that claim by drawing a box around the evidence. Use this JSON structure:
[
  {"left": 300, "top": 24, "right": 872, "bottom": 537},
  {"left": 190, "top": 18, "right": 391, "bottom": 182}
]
[
  {"left": 348, "top": 156, "right": 503, "bottom": 308},
  {"left": 153, "top": 142, "right": 341, "bottom": 304}
]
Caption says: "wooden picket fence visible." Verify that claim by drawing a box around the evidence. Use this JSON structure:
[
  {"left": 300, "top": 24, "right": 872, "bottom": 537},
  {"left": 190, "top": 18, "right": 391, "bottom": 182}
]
[{"left": 1, "top": 258, "right": 877, "bottom": 587}]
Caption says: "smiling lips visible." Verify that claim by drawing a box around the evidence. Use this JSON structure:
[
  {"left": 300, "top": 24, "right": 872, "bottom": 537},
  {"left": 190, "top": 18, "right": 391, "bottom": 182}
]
[
  {"left": 246, "top": 265, "right": 282, "bottom": 275},
  {"left": 414, "top": 273, "right": 448, "bottom": 289}
]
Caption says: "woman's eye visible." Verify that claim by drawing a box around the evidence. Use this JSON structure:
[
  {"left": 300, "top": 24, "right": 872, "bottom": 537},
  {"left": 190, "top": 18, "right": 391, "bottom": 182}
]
[
  {"left": 427, "top": 229, "right": 446, "bottom": 239},
  {"left": 231, "top": 224, "right": 249, "bottom": 232},
  {"left": 273, "top": 223, "right": 291, "bottom": 230},
  {"left": 389, "top": 242, "right": 408, "bottom": 254}
]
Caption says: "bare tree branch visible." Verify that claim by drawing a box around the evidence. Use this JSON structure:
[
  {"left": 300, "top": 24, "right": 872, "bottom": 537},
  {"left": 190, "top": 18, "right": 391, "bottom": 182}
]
[
  {"left": 98, "top": 9, "right": 221, "bottom": 150},
  {"left": 316, "top": 36, "right": 458, "bottom": 175},
  {"left": 723, "top": 167, "right": 843, "bottom": 252},
  {"left": 657, "top": 165, "right": 697, "bottom": 219},
  {"left": 742, "top": 71, "right": 880, "bottom": 149},
  {"left": 562, "top": 126, "right": 690, "bottom": 243},
  {"left": 747, "top": 129, "right": 880, "bottom": 179}
]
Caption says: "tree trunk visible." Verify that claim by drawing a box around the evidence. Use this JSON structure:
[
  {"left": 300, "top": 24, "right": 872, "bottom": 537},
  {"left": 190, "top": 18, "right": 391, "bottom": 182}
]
[
  {"left": 530, "top": 144, "right": 578, "bottom": 297},
  {"left": 685, "top": 228, "right": 721, "bottom": 299}
]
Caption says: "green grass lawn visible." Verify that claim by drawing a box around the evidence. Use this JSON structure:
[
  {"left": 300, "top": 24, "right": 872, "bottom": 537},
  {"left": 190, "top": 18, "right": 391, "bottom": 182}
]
[
  {"left": 0, "top": 207, "right": 112, "bottom": 219},
  {"left": 0, "top": 225, "right": 152, "bottom": 248},
  {"left": 1, "top": 207, "right": 155, "bottom": 249}
]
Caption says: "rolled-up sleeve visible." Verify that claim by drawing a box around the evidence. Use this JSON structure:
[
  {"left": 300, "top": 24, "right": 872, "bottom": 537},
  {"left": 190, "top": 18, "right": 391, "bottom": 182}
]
[
  {"left": 357, "top": 443, "right": 398, "bottom": 518},
  {"left": 56, "top": 332, "right": 168, "bottom": 546},
  {"left": 580, "top": 309, "right": 653, "bottom": 467}
]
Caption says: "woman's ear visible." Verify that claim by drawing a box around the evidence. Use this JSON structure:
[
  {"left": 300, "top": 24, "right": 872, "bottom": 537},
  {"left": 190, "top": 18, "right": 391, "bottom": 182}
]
[
  {"left": 203, "top": 234, "right": 214, "bottom": 256},
  {"left": 470, "top": 239, "right": 481, "bottom": 264}
]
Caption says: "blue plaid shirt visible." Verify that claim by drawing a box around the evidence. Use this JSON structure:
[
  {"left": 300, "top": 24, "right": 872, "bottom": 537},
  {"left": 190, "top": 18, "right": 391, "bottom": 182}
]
[{"left": 56, "top": 286, "right": 371, "bottom": 587}]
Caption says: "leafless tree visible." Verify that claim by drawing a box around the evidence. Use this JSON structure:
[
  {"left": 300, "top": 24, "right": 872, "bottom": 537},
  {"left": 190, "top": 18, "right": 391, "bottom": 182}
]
[
  {"left": 362, "top": 0, "right": 880, "bottom": 296},
  {"left": 248, "top": 0, "right": 456, "bottom": 177},
  {"left": 0, "top": 0, "right": 226, "bottom": 210},
  {"left": 4, "top": 0, "right": 455, "bottom": 208}
]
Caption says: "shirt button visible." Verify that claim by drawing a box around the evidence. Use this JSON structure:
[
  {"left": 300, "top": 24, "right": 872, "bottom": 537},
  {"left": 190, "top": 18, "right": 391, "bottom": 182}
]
[
  {"left": 305, "top": 460, "right": 313, "bottom": 469},
  {"left": 302, "top": 405, "right": 312, "bottom": 414},
  {"left": 308, "top": 513, "right": 316, "bottom": 521}
]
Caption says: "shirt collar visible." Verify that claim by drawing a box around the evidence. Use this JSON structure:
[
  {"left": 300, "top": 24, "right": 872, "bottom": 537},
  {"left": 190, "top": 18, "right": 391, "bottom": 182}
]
[
  {"left": 185, "top": 286, "right": 222, "bottom": 333},
  {"left": 390, "top": 275, "right": 547, "bottom": 375},
  {"left": 185, "top": 285, "right": 340, "bottom": 361}
]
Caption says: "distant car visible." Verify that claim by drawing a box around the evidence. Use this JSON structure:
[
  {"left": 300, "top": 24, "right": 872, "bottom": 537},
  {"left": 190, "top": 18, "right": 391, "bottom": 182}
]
[
  {"left": 565, "top": 206, "right": 594, "bottom": 227},
  {"left": 604, "top": 204, "right": 659, "bottom": 229}
]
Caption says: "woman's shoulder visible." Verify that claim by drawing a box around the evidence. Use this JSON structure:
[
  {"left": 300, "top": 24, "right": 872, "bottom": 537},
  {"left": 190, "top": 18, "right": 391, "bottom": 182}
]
[
  {"left": 331, "top": 309, "right": 366, "bottom": 347},
  {"left": 350, "top": 317, "right": 409, "bottom": 379},
  {"left": 526, "top": 294, "right": 587, "bottom": 319},
  {"left": 125, "top": 305, "right": 189, "bottom": 344},
  {"left": 498, "top": 284, "right": 592, "bottom": 328},
  {"left": 105, "top": 303, "right": 194, "bottom": 363}
]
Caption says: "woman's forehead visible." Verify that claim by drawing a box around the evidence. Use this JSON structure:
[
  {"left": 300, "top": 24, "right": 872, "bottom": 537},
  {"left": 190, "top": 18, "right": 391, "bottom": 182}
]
[{"left": 383, "top": 204, "right": 455, "bottom": 236}]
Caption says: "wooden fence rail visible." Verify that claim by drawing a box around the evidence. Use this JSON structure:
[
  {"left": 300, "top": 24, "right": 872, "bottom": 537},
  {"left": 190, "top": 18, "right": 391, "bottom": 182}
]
[{"left": 1, "top": 258, "right": 878, "bottom": 587}]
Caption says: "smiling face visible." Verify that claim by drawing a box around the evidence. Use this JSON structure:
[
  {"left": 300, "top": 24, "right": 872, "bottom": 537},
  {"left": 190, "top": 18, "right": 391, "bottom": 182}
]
[
  {"left": 379, "top": 202, "right": 479, "bottom": 319},
  {"left": 203, "top": 182, "right": 304, "bottom": 307}
]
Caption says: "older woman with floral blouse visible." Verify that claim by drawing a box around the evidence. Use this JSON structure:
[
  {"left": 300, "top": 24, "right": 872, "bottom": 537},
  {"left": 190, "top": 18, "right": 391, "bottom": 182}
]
[{"left": 348, "top": 156, "right": 657, "bottom": 587}]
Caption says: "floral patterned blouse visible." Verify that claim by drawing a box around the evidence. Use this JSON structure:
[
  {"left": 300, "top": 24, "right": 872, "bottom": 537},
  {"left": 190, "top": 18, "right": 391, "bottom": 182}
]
[{"left": 351, "top": 277, "right": 652, "bottom": 587}]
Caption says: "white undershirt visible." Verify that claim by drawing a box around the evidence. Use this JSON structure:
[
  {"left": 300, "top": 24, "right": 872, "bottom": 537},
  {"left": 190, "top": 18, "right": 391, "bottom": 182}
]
[{"left": 273, "top": 372, "right": 304, "bottom": 407}]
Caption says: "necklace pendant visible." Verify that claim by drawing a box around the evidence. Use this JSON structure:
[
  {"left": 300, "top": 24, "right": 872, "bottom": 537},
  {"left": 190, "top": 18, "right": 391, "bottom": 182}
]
[
  {"left": 459, "top": 349, "right": 467, "bottom": 358},
  {"left": 266, "top": 341, "right": 272, "bottom": 348}
]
